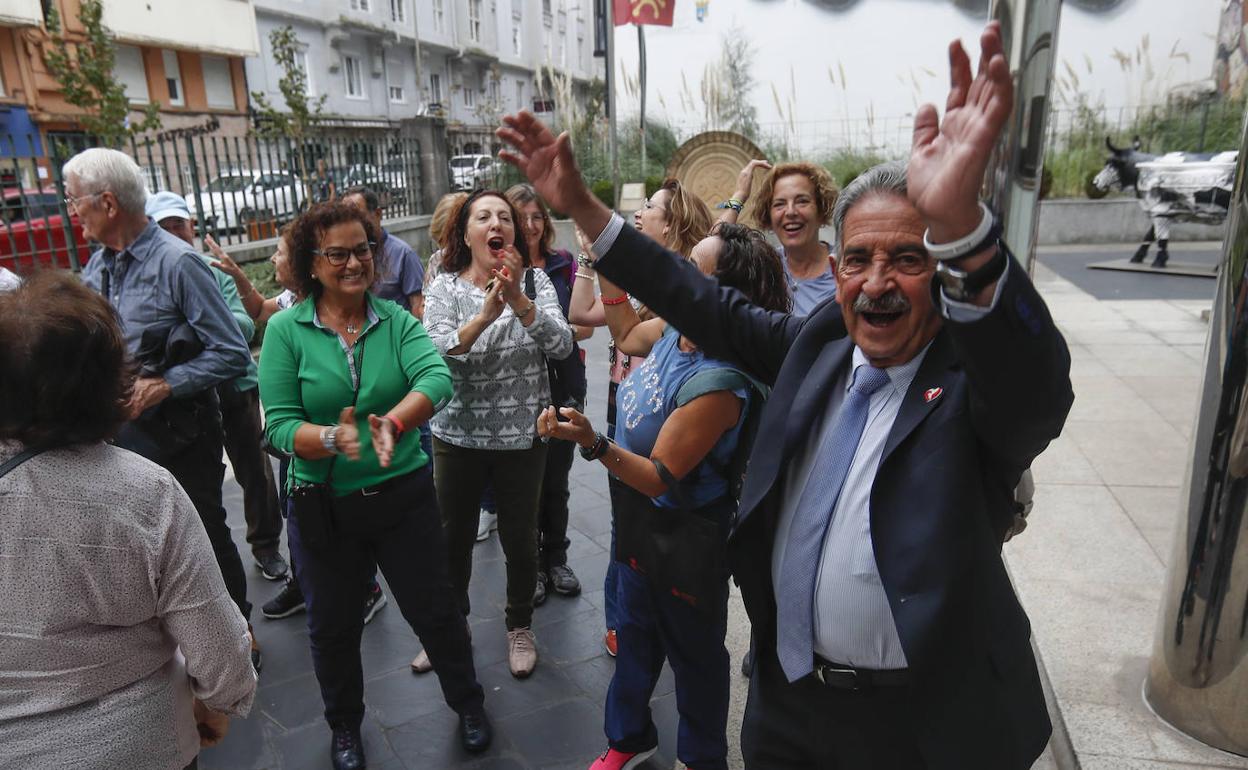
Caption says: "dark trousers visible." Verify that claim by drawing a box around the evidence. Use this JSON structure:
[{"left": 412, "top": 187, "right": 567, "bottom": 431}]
[
  {"left": 538, "top": 437, "right": 575, "bottom": 570},
  {"left": 287, "top": 466, "right": 484, "bottom": 731},
  {"left": 433, "top": 437, "right": 546, "bottom": 630},
  {"left": 603, "top": 477, "right": 623, "bottom": 630},
  {"left": 218, "top": 385, "right": 282, "bottom": 555},
  {"left": 163, "top": 408, "right": 251, "bottom": 621},
  {"left": 607, "top": 565, "right": 730, "bottom": 770},
  {"left": 741, "top": 644, "right": 925, "bottom": 770}
]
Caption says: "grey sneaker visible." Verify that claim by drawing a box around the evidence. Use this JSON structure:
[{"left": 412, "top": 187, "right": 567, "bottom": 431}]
[
  {"left": 507, "top": 627, "right": 538, "bottom": 678},
  {"left": 476, "top": 510, "right": 497, "bottom": 542}
]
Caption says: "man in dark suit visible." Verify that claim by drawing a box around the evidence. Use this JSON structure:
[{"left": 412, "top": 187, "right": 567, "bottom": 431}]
[{"left": 498, "top": 22, "right": 1071, "bottom": 769}]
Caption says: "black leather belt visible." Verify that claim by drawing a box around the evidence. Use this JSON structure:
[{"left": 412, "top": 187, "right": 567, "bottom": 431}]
[
  {"left": 336, "top": 472, "right": 405, "bottom": 501},
  {"left": 812, "top": 656, "right": 911, "bottom": 690}
]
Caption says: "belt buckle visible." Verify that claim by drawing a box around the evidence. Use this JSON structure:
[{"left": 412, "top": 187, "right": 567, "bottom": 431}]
[
  {"left": 816, "top": 663, "right": 860, "bottom": 690},
  {"left": 360, "top": 485, "right": 381, "bottom": 497}
]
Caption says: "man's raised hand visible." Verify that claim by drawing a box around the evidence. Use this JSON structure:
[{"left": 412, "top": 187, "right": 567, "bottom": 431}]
[
  {"left": 909, "top": 21, "right": 1013, "bottom": 242},
  {"left": 497, "top": 112, "right": 591, "bottom": 217}
]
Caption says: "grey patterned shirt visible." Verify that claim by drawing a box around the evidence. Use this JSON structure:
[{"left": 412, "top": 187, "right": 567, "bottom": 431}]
[
  {"left": 0, "top": 441, "right": 256, "bottom": 769},
  {"left": 425, "top": 269, "right": 573, "bottom": 449}
]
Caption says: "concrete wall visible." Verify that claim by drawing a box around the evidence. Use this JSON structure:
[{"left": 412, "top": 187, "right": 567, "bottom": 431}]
[{"left": 1036, "top": 198, "right": 1226, "bottom": 245}]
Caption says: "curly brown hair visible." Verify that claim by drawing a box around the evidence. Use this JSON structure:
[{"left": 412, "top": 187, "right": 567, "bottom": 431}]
[
  {"left": 0, "top": 271, "right": 135, "bottom": 449},
  {"left": 746, "top": 162, "right": 838, "bottom": 231},
  {"left": 289, "top": 201, "right": 383, "bottom": 298},
  {"left": 708, "top": 222, "right": 792, "bottom": 314},
  {"left": 504, "top": 183, "right": 555, "bottom": 257},
  {"left": 439, "top": 188, "right": 530, "bottom": 275},
  {"left": 658, "top": 178, "right": 714, "bottom": 257}
]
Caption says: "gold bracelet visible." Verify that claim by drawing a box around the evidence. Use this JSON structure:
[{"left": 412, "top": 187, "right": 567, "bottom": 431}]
[{"left": 575, "top": 270, "right": 595, "bottom": 280}]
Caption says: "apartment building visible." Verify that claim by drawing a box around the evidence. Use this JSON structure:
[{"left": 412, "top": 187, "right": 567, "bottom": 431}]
[{"left": 0, "top": 0, "right": 258, "bottom": 172}]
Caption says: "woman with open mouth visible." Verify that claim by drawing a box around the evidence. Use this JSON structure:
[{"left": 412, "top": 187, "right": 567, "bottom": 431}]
[{"left": 423, "top": 188, "right": 574, "bottom": 679}]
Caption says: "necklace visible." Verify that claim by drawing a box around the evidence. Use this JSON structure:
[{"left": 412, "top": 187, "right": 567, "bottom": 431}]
[{"left": 345, "top": 321, "right": 359, "bottom": 334}]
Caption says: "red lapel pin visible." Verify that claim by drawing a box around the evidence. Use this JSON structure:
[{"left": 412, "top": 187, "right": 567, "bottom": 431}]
[{"left": 924, "top": 387, "right": 943, "bottom": 403}]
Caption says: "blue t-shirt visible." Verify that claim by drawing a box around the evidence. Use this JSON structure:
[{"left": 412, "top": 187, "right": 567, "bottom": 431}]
[
  {"left": 617, "top": 325, "right": 749, "bottom": 509},
  {"left": 374, "top": 229, "right": 426, "bottom": 312},
  {"left": 780, "top": 243, "right": 837, "bottom": 316}
]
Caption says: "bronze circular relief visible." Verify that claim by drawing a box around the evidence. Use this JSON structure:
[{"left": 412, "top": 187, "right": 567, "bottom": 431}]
[{"left": 666, "top": 131, "right": 765, "bottom": 224}]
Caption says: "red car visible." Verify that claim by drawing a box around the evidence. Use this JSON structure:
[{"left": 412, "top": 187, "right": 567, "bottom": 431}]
[{"left": 0, "top": 187, "right": 94, "bottom": 272}]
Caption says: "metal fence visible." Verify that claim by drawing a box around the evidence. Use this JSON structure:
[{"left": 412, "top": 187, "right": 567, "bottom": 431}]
[{"left": 0, "top": 132, "right": 424, "bottom": 274}]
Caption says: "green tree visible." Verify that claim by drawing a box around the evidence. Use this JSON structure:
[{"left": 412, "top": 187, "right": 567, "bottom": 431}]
[
  {"left": 250, "top": 26, "right": 326, "bottom": 187},
  {"left": 43, "top": 0, "right": 161, "bottom": 146}
]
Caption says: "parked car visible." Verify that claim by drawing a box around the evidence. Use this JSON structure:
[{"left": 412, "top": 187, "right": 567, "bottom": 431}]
[
  {"left": 0, "top": 187, "right": 92, "bottom": 272},
  {"left": 184, "top": 170, "right": 303, "bottom": 233},
  {"left": 450, "top": 154, "right": 498, "bottom": 191}
]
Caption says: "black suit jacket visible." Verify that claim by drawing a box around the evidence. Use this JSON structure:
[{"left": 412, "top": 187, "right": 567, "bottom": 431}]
[{"left": 594, "top": 225, "right": 1074, "bottom": 770}]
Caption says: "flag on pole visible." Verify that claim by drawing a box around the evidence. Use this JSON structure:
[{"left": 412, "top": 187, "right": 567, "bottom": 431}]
[{"left": 613, "top": 0, "right": 676, "bottom": 26}]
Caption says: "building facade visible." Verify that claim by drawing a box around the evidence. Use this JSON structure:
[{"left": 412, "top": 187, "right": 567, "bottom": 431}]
[{"left": 0, "top": 0, "right": 258, "bottom": 185}]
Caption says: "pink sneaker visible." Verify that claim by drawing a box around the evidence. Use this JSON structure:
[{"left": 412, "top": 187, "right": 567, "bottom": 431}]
[{"left": 587, "top": 747, "right": 657, "bottom": 770}]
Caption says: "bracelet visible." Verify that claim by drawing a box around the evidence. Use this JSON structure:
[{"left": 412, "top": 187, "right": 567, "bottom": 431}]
[
  {"left": 923, "top": 201, "right": 998, "bottom": 261},
  {"left": 601, "top": 294, "right": 629, "bottom": 306},
  {"left": 516, "top": 301, "right": 536, "bottom": 320},
  {"left": 320, "top": 425, "right": 341, "bottom": 455},
  {"left": 577, "top": 253, "right": 594, "bottom": 268},
  {"left": 575, "top": 270, "right": 595, "bottom": 280},
  {"left": 384, "top": 413, "right": 406, "bottom": 436},
  {"left": 717, "top": 198, "right": 744, "bottom": 212},
  {"left": 579, "top": 432, "right": 611, "bottom": 461}
]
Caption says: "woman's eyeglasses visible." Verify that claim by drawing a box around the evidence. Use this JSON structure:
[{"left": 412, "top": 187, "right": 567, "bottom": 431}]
[
  {"left": 314, "top": 242, "right": 376, "bottom": 266},
  {"left": 642, "top": 197, "right": 667, "bottom": 212}
]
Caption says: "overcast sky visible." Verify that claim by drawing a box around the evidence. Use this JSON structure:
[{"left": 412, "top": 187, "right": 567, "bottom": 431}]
[{"left": 608, "top": 0, "right": 1223, "bottom": 154}]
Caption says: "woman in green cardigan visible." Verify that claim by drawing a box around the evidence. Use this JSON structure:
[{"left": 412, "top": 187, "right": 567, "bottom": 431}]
[{"left": 258, "top": 202, "right": 491, "bottom": 769}]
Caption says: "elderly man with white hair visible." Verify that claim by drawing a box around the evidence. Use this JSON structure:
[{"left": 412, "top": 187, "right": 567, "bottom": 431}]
[{"left": 72, "top": 148, "right": 259, "bottom": 669}]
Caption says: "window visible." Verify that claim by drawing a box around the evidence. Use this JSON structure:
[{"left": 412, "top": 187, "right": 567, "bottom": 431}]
[
  {"left": 295, "top": 50, "right": 315, "bottom": 95},
  {"left": 162, "top": 50, "right": 184, "bottom": 106},
  {"left": 542, "top": 0, "right": 551, "bottom": 15},
  {"left": 389, "top": 85, "right": 405, "bottom": 102},
  {"left": 390, "top": 0, "right": 404, "bottom": 22},
  {"left": 512, "top": 23, "right": 521, "bottom": 56},
  {"left": 515, "top": 80, "right": 524, "bottom": 110},
  {"left": 349, "top": 0, "right": 370, "bottom": 10},
  {"left": 468, "top": 0, "right": 482, "bottom": 43},
  {"left": 432, "top": 0, "right": 444, "bottom": 32},
  {"left": 463, "top": 87, "right": 475, "bottom": 108},
  {"left": 429, "top": 72, "right": 442, "bottom": 103},
  {"left": 114, "top": 45, "right": 149, "bottom": 104},
  {"left": 202, "top": 56, "right": 235, "bottom": 109},
  {"left": 344, "top": 55, "right": 364, "bottom": 98}
]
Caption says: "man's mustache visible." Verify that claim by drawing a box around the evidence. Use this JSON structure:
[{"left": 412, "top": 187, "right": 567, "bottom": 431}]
[{"left": 853, "top": 292, "right": 910, "bottom": 314}]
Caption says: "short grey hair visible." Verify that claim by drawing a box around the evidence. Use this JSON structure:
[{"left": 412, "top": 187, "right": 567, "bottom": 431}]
[
  {"left": 831, "top": 160, "right": 909, "bottom": 252},
  {"left": 62, "top": 148, "right": 149, "bottom": 215}
]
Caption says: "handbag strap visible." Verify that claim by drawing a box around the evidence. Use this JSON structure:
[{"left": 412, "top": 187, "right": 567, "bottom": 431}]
[
  {"left": 0, "top": 447, "right": 47, "bottom": 483},
  {"left": 325, "top": 327, "right": 367, "bottom": 488}
]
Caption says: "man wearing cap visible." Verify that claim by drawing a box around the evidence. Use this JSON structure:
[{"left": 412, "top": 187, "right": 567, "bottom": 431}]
[{"left": 147, "top": 191, "right": 289, "bottom": 588}]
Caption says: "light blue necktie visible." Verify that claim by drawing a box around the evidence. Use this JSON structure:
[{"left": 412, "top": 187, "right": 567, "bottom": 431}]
[{"left": 776, "top": 364, "right": 892, "bottom": 682}]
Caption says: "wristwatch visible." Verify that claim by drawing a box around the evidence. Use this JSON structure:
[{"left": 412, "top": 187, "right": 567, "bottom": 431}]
[
  {"left": 934, "top": 242, "right": 1008, "bottom": 303},
  {"left": 580, "top": 432, "right": 611, "bottom": 461},
  {"left": 321, "top": 425, "right": 341, "bottom": 455},
  {"left": 577, "top": 253, "right": 594, "bottom": 268}
]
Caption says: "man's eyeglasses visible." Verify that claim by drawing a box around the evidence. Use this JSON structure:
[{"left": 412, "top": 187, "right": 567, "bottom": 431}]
[
  {"left": 64, "top": 191, "right": 103, "bottom": 212},
  {"left": 314, "top": 242, "right": 376, "bottom": 266}
]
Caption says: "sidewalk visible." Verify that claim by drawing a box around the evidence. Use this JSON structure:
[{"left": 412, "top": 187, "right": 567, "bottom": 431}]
[{"left": 1013, "top": 246, "right": 1248, "bottom": 769}]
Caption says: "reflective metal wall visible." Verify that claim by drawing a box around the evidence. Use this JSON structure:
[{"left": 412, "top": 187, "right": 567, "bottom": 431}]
[
  {"left": 1146, "top": 105, "right": 1248, "bottom": 756},
  {"left": 984, "top": 0, "right": 1064, "bottom": 274}
]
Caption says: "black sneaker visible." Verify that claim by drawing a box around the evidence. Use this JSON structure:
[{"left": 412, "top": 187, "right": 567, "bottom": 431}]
[
  {"left": 547, "top": 564, "right": 581, "bottom": 596},
  {"left": 253, "top": 550, "right": 289, "bottom": 581},
  {"left": 248, "top": 623, "right": 262, "bottom": 674},
  {"left": 459, "top": 708, "right": 493, "bottom": 753},
  {"left": 261, "top": 579, "right": 306, "bottom": 619},
  {"left": 330, "top": 728, "right": 366, "bottom": 770},
  {"left": 363, "top": 583, "right": 387, "bottom": 625},
  {"left": 533, "top": 573, "right": 548, "bottom": 607}
]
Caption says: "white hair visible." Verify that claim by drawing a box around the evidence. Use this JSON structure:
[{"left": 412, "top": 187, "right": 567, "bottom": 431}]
[
  {"left": 831, "top": 160, "right": 909, "bottom": 253},
  {"left": 62, "top": 148, "right": 149, "bottom": 215}
]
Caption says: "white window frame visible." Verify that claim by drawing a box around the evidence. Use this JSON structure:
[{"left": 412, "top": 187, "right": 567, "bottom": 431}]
[
  {"left": 468, "top": 0, "right": 482, "bottom": 43},
  {"left": 296, "top": 49, "right": 315, "bottom": 96},
  {"left": 429, "top": 72, "right": 443, "bottom": 103},
  {"left": 115, "top": 45, "right": 150, "bottom": 105},
  {"left": 162, "top": 50, "right": 184, "bottom": 107},
  {"left": 201, "top": 56, "right": 236, "bottom": 109},
  {"left": 512, "top": 20, "right": 522, "bottom": 56},
  {"left": 462, "top": 86, "right": 475, "bottom": 108},
  {"left": 389, "top": 85, "right": 405, "bottom": 103},
  {"left": 343, "top": 55, "right": 365, "bottom": 99},
  {"left": 432, "top": 0, "right": 445, "bottom": 33},
  {"left": 514, "top": 80, "right": 524, "bottom": 111},
  {"left": 349, "top": 0, "right": 370, "bottom": 11},
  {"left": 390, "top": 0, "right": 404, "bottom": 23}
]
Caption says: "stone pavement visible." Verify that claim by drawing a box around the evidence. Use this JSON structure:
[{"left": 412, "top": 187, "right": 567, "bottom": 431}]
[{"left": 203, "top": 241, "right": 1248, "bottom": 769}]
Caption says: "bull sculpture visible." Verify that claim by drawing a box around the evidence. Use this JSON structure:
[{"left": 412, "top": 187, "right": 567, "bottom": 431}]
[{"left": 1091, "top": 136, "right": 1236, "bottom": 268}]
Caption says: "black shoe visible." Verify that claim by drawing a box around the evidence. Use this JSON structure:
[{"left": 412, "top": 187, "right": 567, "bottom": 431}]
[
  {"left": 248, "top": 624, "right": 262, "bottom": 674},
  {"left": 330, "top": 728, "right": 366, "bottom": 770},
  {"left": 1130, "top": 244, "right": 1149, "bottom": 263},
  {"left": 459, "top": 709, "right": 493, "bottom": 753},
  {"left": 740, "top": 647, "right": 754, "bottom": 678},
  {"left": 253, "top": 550, "right": 289, "bottom": 581},
  {"left": 363, "top": 583, "right": 387, "bottom": 625},
  {"left": 261, "top": 579, "right": 306, "bottom": 619},
  {"left": 533, "top": 574, "right": 548, "bottom": 607},
  {"left": 547, "top": 564, "right": 581, "bottom": 596}
]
